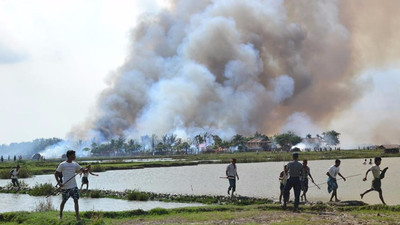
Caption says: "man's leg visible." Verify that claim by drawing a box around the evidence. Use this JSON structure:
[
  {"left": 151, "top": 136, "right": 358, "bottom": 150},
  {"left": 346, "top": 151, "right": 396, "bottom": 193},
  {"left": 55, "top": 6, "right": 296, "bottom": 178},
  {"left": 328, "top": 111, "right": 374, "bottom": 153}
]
[
  {"left": 231, "top": 179, "right": 236, "bottom": 197},
  {"left": 360, "top": 189, "right": 373, "bottom": 199},
  {"left": 330, "top": 189, "right": 336, "bottom": 202},
  {"left": 293, "top": 179, "right": 301, "bottom": 211},
  {"left": 378, "top": 190, "right": 386, "bottom": 205},
  {"left": 74, "top": 199, "right": 80, "bottom": 220},
  {"left": 59, "top": 199, "right": 67, "bottom": 219}
]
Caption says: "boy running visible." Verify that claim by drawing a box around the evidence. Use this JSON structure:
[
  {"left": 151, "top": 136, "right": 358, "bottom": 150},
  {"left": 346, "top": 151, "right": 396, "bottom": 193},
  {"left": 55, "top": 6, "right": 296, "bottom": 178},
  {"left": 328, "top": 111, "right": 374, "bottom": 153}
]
[
  {"left": 80, "top": 164, "right": 99, "bottom": 191},
  {"left": 226, "top": 158, "right": 239, "bottom": 197},
  {"left": 10, "top": 165, "right": 20, "bottom": 191},
  {"left": 300, "top": 159, "right": 314, "bottom": 202},
  {"left": 360, "top": 157, "right": 388, "bottom": 205},
  {"left": 326, "top": 159, "right": 346, "bottom": 202},
  {"left": 55, "top": 150, "right": 86, "bottom": 220}
]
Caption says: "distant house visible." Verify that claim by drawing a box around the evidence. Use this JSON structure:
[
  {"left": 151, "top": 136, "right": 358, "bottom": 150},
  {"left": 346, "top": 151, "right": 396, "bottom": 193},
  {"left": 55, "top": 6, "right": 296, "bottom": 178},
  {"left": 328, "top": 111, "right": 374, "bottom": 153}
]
[
  {"left": 378, "top": 145, "right": 399, "bottom": 154},
  {"left": 31, "top": 153, "right": 44, "bottom": 160},
  {"left": 246, "top": 138, "right": 271, "bottom": 151}
]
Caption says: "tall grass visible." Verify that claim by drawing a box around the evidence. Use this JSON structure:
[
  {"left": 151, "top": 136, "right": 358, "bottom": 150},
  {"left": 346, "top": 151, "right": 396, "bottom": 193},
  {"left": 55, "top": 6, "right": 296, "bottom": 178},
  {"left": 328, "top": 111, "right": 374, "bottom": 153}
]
[{"left": 35, "top": 198, "right": 55, "bottom": 212}]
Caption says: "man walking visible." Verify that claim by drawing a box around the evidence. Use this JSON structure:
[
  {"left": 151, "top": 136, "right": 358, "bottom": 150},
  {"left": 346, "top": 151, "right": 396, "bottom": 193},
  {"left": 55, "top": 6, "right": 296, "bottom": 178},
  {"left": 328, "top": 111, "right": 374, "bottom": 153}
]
[
  {"left": 55, "top": 150, "right": 86, "bottom": 220},
  {"left": 326, "top": 159, "right": 346, "bottom": 202},
  {"left": 226, "top": 158, "right": 239, "bottom": 197},
  {"left": 282, "top": 151, "right": 303, "bottom": 212},
  {"left": 360, "top": 157, "right": 388, "bottom": 205},
  {"left": 10, "top": 165, "right": 20, "bottom": 191},
  {"left": 300, "top": 159, "right": 315, "bottom": 202}
]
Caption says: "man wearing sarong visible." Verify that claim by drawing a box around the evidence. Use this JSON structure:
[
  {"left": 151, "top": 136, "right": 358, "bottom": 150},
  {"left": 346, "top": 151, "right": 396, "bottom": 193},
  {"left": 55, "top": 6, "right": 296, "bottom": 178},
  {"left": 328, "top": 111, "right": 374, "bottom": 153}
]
[
  {"left": 282, "top": 151, "right": 303, "bottom": 212},
  {"left": 360, "top": 157, "right": 388, "bottom": 205},
  {"left": 326, "top": 159, "right": 346, "bottom": 202}
]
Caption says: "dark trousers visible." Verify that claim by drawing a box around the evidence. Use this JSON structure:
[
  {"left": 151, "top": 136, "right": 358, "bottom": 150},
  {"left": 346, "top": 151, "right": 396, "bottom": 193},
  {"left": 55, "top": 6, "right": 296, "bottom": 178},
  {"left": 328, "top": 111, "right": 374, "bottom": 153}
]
[
  {"left": 284, "top": 177, "right": 301, "bottom": 209},
  {"left": 228, "top": 178, "right": 236, "bottom": 192}
]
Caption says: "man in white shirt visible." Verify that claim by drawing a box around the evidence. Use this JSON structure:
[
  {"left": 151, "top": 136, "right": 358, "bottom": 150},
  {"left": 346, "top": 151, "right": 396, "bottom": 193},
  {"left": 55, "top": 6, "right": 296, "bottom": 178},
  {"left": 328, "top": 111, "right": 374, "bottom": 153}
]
[
  {"left": 360, "top": 157, "right": 388, "bottom": 205},
  {"left": 326, "top": 159, "right": 346, "bottom": 202},
  {"left": 226, "top": 158, "right": 239, "bottom": 197},
  {"left": 10, "top": 165, "right": 20, "bottom": 191},
  {"left": 55, "top": 150, "right": 86, "bottom": 220}
]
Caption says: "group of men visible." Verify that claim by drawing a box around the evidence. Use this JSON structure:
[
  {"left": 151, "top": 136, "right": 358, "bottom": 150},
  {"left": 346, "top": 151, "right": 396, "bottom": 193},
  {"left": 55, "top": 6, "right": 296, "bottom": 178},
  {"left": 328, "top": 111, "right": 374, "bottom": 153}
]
[{"left": 226, "top": 151, "right": 389, "bottom": 212}]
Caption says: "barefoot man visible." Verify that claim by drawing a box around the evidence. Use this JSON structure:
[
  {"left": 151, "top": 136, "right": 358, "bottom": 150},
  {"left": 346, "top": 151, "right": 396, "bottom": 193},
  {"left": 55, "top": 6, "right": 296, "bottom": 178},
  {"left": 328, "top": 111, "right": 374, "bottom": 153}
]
[
  {"left": 226, "top": 158, "right": 239, "bottom": 197},
  {"left": 360, "top": 157, "right": 388, "bottom": 205},
  {"left": 326, "top": 159, "right": 346, "bottom": 202},
  {"left": 55, "top": 150, "right": 86, "bottom": 220}
]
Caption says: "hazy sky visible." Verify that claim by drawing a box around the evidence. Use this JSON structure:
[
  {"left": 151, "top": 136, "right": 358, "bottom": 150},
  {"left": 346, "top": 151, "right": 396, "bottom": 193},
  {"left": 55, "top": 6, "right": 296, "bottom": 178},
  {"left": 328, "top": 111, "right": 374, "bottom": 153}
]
[
  {"left": 0, "top": 0, "right": 166, "bottom": 144},
  {"left": 0, "top": 0, "right": 399, "bottom": 147}
]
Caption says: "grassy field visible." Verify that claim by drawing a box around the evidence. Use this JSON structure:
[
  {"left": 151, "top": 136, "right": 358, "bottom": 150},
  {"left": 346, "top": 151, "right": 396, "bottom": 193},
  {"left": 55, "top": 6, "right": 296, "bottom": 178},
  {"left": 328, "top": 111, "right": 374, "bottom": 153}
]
[
  {"left": 0, "top": 149, "right": 396, "bottom": 179},
  {"left": 1, "top": 204, "right": 399, "bottom": 224}
]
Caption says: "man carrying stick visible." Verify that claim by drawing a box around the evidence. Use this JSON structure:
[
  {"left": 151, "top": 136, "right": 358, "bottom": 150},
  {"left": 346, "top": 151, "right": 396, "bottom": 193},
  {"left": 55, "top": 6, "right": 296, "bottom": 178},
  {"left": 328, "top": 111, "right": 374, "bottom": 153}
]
[
  {"left": 360, "top": 157, "right": 388, "bottom": 205},
  {"left": 55, "top": 150, "right": 86, "bottom": 220},
  {"left": 226, "top": 158, "right": 239, "bottom": 197}
]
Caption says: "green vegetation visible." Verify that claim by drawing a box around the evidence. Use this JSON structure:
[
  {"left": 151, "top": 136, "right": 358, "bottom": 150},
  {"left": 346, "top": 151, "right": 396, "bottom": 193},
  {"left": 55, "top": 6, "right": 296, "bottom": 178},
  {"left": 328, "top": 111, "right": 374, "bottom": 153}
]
[
  {"left": 126, "top": 190, "right": 149, "bottom": 201},
  {"left": 29, "top": 183, "right": 55, "bottom": 196},
  {"left": 1, "top": 204, "right": 400, "bottom": 224}
]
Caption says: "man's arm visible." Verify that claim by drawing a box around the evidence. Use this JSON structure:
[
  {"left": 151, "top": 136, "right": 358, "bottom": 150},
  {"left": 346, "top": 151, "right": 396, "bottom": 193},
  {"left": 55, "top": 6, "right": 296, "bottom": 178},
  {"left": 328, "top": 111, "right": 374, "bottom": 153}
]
[
  {"left": 326, "top": 172, "right": 334, "bottom": 180},
  {"left": 55, "top": 171, "right": 62, "bottom": 186},
  {"left": 338, "top": 173, "right": 346, "bottom": 181},
  {"left": 308, "top": 171, "right": 315, "bottom": 183},
  {"left": 363, "top": 169, "right": 371, "bottom": 181}
]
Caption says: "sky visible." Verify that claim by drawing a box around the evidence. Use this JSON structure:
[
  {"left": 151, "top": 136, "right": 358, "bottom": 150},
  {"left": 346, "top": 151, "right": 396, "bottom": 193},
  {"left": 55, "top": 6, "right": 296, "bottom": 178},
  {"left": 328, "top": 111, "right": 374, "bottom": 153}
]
[
  {"left": 0, "top": 0, "right": 399, "bottom": 148},
  {"left": 0, "top": 0, "right": 166, "bottom": 144}
]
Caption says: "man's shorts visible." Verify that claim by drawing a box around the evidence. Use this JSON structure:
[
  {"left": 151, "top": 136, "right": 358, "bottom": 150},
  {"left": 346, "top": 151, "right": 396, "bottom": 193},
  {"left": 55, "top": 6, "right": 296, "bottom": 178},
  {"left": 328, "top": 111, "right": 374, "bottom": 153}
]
[
  {"left": 82, "top": 177, "right": 89, "bottom": 184},
  {"left": 62, "top": 187, "right": 79, "bottom": 201},
  {"left": 11, "top": 178, "right": 19, "bottom": 186}
]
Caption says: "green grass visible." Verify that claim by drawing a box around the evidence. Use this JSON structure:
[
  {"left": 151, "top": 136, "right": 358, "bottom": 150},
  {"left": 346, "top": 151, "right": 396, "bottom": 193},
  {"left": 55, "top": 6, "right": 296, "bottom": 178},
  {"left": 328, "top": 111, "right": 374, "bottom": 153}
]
[{"left": 2, "top": 204, "right": 400, "bottom": 225}]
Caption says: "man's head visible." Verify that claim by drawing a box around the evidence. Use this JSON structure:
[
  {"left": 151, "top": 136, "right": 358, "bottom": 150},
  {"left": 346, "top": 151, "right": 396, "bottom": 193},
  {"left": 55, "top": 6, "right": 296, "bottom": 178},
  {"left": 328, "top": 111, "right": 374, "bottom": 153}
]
[
  {"left": 284, "top": 165, "right": 288, "bottom": 172},
  {"left": 334, "top": 159, "right": 341, "bottom": 167},
  {"left": 16, "top": 165, "right": 20, "bottom": 169},
  {"left": 292, "top": 152, "right": 299, "bottom": 160},
  {"left": 66, "top": 150, "right": 76, "bottom": 161},
  {"left": 302, "top": 159, "right": 308, "bottom": 166},
  {"left": 374, "top": 157, "right": 382, "bottom": 166},
  {"left": 231, "top": 158, "right": 237, "bottom": 164}
]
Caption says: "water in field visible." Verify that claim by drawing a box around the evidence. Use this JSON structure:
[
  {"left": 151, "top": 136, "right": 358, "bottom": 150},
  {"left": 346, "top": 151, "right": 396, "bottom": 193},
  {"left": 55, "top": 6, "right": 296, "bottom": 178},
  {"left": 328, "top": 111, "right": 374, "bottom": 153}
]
[
  {"left": 0, "top": 193, "right": 204, "bottom": 213},
  {"left": 0, "top": 157, "right": 399, "bottom": 206}
]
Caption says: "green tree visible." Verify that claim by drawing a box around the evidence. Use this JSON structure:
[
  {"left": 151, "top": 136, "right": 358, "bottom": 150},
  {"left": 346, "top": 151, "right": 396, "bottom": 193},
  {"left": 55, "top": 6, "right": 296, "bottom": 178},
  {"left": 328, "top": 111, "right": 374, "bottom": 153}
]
[
  {"left": 231, "top": 134, "right": 247, "bottom": 151},
  {"left": 322, "top": 130, "right": 340, "bottom": 146},
  {"left": 274, "top": 131, "right": 302, "bottom": 151}
]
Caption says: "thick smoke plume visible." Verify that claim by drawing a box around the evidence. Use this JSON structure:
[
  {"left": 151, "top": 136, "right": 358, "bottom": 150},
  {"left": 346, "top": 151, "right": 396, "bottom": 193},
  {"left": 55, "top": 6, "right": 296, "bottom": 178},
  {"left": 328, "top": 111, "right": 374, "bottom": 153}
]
[{"left": 70, "top": 0, "right": 399, "bottom": 145}]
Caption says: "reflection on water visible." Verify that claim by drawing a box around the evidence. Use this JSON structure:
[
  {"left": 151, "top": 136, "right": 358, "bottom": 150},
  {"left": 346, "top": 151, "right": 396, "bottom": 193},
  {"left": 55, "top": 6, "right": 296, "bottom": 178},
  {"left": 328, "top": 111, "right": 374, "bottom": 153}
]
[
  {"left": 0, "top": 157, "right": 398, "bottom": 205},
  {"left": 0, "top": 193, "right": 204, "bottom": 213}
]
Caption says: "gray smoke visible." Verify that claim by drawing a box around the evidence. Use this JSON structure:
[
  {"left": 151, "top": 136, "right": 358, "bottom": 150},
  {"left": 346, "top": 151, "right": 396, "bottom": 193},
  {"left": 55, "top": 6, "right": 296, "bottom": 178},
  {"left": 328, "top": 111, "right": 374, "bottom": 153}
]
[{"left": 70, "top": 0, "right": 398, "bottom": 144}]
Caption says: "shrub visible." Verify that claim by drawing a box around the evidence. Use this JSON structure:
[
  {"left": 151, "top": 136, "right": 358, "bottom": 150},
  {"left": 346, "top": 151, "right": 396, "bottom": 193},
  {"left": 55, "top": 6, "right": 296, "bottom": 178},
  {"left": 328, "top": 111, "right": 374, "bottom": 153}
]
[
  {"left": 29, "top": 183, "right": 55, "bottom": 196},
  {"left": 127, "top": 190, "right": 149, "bottom": 201},
  {"left": 0, "top": 170, "right": 10, "bottom": 179},
  {"left": 18, "top": 168, "right": 32, "bottom": 178},
  {"left": 90, "top": 190, "right": 102, "bottom": 198},
  {"left": 91, "top": 164, "right": 105, "bottom": 172},
  {"left": 149, "top": 208, "right": 169, "bottom": 215}
]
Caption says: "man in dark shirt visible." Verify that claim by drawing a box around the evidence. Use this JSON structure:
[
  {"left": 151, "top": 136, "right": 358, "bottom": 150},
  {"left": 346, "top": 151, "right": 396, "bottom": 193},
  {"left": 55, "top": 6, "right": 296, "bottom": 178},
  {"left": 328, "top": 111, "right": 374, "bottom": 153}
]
[{"left": 282, "top": 150, "right": 303, "bottom": 212}]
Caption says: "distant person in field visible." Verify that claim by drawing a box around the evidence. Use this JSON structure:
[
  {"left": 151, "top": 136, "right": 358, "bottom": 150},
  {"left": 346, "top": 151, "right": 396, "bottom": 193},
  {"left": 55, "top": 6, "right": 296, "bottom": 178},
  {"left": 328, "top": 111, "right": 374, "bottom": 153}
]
[
  {"left": 226, "top": 158, "right": 239, "bottom": 197},
  {"left": 360, "top": 157, "right": 388, "bottom": 205},
  {"left": 363, "top": 159, "right": 367, "bottom": 165},
  {"left": 279, "top": 165, "right": 289, "bottom": 203},
  {"left": 55, "top": 150, "right": 86, "bottom": 220},
  {"left": 282, "top": 151, "right": 303, "bottom": 212},
  {"left": 300, "top": 159, "right": 315, "bottom": 202},
  {"left": 369, "top": 159, "right": 373, "bottom": 165},
  {"left": 1, "top": 155, "right": 3, "bottom": 162},
  {"left": 326, "top": 159, "right": 346, "bottom": 202},
  {"left": 80, "top": 164, "right": 99, "bottom": 191},
  {"left": 10, "top": 165, "right": 20, "bottom": 191}
]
